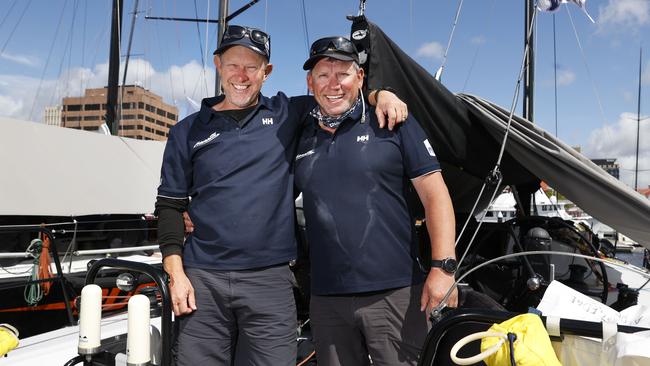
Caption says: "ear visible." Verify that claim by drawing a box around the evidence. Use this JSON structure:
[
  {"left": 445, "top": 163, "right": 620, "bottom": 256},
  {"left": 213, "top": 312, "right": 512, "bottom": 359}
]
[
  {"left": 306, "top": 71, "right": 314, "bottom": 94},
  {"left": 356, "top": 67, "right": 365, "bottom": 90},
  {"left": 263, "top": 63, "right": 273, "bottom": 81},
  {"left": 214, "top": 55, "right": 222, "bottom": 73}
]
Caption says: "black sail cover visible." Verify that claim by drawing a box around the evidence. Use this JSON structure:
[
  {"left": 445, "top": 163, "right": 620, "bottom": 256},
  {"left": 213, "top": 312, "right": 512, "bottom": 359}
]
[{"left": 350, "top": 17, "right": 650, "bottom": 247}]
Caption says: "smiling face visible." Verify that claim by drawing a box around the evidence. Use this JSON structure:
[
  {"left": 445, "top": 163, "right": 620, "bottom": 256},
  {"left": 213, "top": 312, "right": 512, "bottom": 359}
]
[
  {"left": 307, "top": 57, "right": 364, "bottom": 117},
  {"left": 214, "top": 46, "right": 272, "bottom": 110}
]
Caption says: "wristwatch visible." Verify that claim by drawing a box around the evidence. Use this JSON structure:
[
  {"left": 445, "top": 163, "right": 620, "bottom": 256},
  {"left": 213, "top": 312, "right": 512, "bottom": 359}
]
[{"left": 431, "top": 257, "right": 458, "bottom": 274}]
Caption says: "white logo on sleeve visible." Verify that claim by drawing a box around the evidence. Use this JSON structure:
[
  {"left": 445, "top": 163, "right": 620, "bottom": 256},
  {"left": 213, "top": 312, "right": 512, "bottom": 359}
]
[
  {"left": 193, "top": 132, "right": 220, "bottom": 149},
  {"left": 357, "top": 134, "right": 369, "bottom": 143},
  {"left": 262, "top": 117, "right": 274, "bottom": 125},
  {"left": 423, "top": 139, "right": 436, "bottom": 157}
]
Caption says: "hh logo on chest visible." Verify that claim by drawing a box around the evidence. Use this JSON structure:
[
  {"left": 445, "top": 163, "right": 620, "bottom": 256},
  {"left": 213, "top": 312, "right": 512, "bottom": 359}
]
[
  {"left": 357, "top": 134, "right": 369, "bottom": 143},
  {"left": 262, "top": 117, "right": 274, "bottom": 125}
]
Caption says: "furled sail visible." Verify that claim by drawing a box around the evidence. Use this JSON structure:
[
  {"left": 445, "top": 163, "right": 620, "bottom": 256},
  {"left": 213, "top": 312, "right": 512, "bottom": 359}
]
[{"left": 350, "top": 17, "right": 650, "bottom": 247}]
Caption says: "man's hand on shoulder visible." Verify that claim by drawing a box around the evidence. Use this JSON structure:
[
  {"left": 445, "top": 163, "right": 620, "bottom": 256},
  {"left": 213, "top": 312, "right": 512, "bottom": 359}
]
[
  {"left": 163, "top": 254, "right": 197, "bottom": 316},
  {"left": 371, "top": 89, "right": 408, "bottom": 130}
]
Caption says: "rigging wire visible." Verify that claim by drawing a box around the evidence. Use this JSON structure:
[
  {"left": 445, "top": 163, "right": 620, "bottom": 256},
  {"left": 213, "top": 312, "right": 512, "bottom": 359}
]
[
  {"left": 49, "top": 0, "right": 79, "bottom": 109},
  {"left": 80, "top": 0, "right": 88, "bottom": 97},
  {"left": 566, "top": 6, "right": 607, "bottom": 126},
  {"left": 0, "top": 0, "right": 19, "bottom": 31},
  {"left": 0, "top": 0, "right": 33, "bottom": 55},
  {"left": 298, "top": 0, "right": 311, "bottom": 94},
  {"left": 553, "top": 14, "right": 558, "bottom": 138},
  {"left": 28, "top": 0, "right": 67, "bottom": 122},
  {"left": 461, "top": 0, "right": 496, "bottom": 92},
  {"left": 456, "top": 2, "right": 542, "bottom": 273},
  {"left": 298, "top": 0, "right": 311, "bottom": 57},
  {"left": 435, "top": 0, "right": 464, "bottom": 81},
  {"left": 0, "top": 218, "right": 151, "bottom": 229},
  {"left": 189, "top": 0, "right": 209, "bottom": 99},
  {"left": 264, "top": 0, "right": 269, "bottom": 32},
  {"left": 552, "top": 14, "right": 559, "bottom": 203},
  {"left": 156, "top": 1, "right": 185, "bottom": 100}
]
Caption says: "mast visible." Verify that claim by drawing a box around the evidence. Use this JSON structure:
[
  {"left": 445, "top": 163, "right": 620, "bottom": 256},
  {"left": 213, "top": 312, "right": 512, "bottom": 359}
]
[
  {"left": 523, "top": 0, "right": 535, "bottom": 123},
  {"left": 215, "top": 0, "right": 229, "bottom": 96},
  {"left": 634, "top": 47, "right": 643, "bottom": 190},
  {"left": 145, "top": 0, "right": 262, "bottom": 96},
  {"left": 106, "top": 0, "right": 124, "bottom": 136}
]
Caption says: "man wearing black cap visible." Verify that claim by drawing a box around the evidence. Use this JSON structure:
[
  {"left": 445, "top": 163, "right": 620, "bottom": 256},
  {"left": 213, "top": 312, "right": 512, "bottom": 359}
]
[
  {"left": 295, "top": 36, "right": 458, "bottom": 366},
  {"left": 156, "top": 26, "right": 407, "bottom": 365}
]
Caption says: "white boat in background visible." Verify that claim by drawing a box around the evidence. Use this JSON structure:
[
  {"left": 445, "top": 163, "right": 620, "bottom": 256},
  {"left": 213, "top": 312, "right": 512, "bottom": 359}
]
[{"left": 0, "top": 116, "right": 165, "bottom": 339}]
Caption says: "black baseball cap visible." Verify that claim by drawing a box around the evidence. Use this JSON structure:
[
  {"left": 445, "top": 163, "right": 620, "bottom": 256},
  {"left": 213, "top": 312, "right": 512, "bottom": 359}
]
[
  {"left": 302, "top": 36, "right": 359, "bottom": 70},
  {"left": 213, "top": 25, "right": 271, "bottom": 60}
]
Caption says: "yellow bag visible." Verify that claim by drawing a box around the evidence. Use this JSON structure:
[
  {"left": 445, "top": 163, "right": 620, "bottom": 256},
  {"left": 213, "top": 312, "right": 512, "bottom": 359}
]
[
  {"left": 0, "top": 323, "right": 19, "bottom": 357},
  {"left": 450, "top": 313, "right": 561, "bottom": 366}
]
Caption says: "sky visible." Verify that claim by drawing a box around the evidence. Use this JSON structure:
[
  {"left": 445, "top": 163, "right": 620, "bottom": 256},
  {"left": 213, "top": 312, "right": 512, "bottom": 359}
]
[{"left": 0, "top": 0, "right": 649, "bottom": 189}]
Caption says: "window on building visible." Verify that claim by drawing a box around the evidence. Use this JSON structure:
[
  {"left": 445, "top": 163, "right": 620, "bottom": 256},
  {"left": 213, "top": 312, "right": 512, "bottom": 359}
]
[
  {"left": 65, "top": 116, "right": 81, "bottom": 121},
  {"left": 138, "top": 114, "right": 144, "bottom": 120},
  {"left": 138, "top": 102, "right": 144, "bottom": 109},
  {"left": 83, "top": 126, "right": 99, "bottom": 131},
  {"left": 66, "top": 104, "right": 82, "bottom": 111},
  {"left": 156, "top": 130, "right": 165, "bottom": 136},
  {"left": 122, "top": 114, "right": 136, "bottom": 120},
  {"left": 84, "top": 116, "right": 100, "bottom": 121},
  {"left": 156, "top": 120, "right": 165, "bottom": 126},
  {"left": 85, "top": 104, "right": 101, "bottom": 111},
  {"left": 157, "top": 108, "right": 166, "bottom": 117},
  {"left": 122, "top": 102, "right": 132, "bottom": 110},
  {"left": 167, "top": 112, "right": 176, "bottom": 120}
]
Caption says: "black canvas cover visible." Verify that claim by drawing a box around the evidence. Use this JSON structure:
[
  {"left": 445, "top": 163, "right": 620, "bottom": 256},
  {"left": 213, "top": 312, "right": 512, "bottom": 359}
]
[{"left": 349, "top": 17, "right": 650, "bottom": 247}]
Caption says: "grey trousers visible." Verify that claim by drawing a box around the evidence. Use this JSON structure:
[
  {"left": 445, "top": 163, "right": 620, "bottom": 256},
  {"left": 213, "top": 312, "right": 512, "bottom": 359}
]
[
  {"left": 175, "top": 265, "right": 297, "bottom": 366},
  {"left": 310, "top": 284, "right": 429, "bottom": 366}
]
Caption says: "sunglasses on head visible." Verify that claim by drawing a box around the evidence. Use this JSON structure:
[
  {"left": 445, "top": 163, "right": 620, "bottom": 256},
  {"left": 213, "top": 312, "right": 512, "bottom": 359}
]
[
  {"left": 222, "top": 25, "right": 269, "bottom": 47},
  {"left": 309, "top": 37, "right": 357, "bottom": 57}
]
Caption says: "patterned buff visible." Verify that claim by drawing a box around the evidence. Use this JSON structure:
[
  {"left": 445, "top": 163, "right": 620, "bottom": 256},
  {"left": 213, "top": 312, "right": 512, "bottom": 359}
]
[{"left": 310, "top": 97, "right": 361, "bottom": 129}]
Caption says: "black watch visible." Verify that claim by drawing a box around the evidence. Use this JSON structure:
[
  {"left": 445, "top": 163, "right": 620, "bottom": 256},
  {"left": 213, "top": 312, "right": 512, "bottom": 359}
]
[{"left": 431, "top": 257, "right": 457, "bottom": 274}]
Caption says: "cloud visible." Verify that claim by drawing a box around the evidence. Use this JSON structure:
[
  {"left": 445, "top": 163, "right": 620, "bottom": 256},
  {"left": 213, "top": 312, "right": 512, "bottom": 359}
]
[
  {"left": 585, "top": 112, "right": 650, "bottom": 189},
  {"left": 0, "top": 58, "right": 215, "bottom": 123},
  {"left": 470, "top": 35, "right": 486, "bottom": 45},
  {"left": 416, "top": 41, "right": 444, "bottom": 61},
  {"left": 556, "top": 69, "right": 576, "bottom": 86},
  {"left": 597, "top": 0, "right": 650, "bottom": 32},
  {"left": 0, "top": 52, "right": 39, "bottom": 67}
]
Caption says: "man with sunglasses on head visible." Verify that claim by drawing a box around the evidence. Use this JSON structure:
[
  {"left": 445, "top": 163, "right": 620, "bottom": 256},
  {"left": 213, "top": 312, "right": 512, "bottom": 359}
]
[
  {"left": 294, "top": 36, "right": 458, "bottom": 366},
  {"left": 155, "top": 25, "right": 407, "bottom": 366}
]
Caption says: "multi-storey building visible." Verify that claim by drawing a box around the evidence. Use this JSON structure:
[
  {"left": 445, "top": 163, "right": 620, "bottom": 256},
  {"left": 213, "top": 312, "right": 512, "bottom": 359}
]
[
  {"left": 591, "top": 158, "right": 620, "bottom": 179},
  {"left": 44, "top": 105, "right": 63, "bottom": 126},
  {"left": 62, "top": 85, "right": 178, "bottom": 141}
]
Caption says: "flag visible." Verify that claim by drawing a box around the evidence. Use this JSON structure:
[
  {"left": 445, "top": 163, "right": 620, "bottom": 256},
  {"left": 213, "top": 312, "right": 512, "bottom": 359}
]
[{"left": 538, "top": 0, "right": 595, "bottom": 23}]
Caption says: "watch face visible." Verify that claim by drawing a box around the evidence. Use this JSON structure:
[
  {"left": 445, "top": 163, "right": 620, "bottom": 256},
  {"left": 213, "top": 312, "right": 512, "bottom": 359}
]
[{"left": 442, "top": 258, "right": 458, "bottom": 273}]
